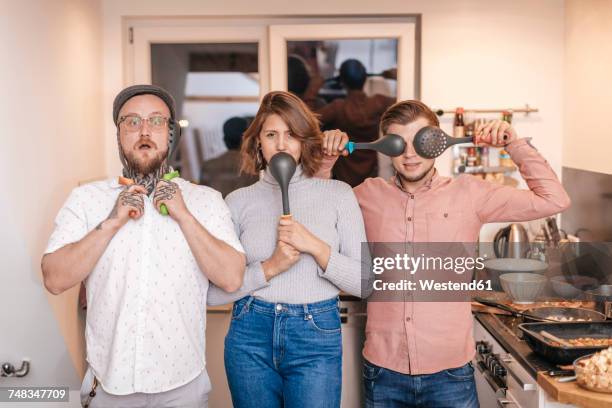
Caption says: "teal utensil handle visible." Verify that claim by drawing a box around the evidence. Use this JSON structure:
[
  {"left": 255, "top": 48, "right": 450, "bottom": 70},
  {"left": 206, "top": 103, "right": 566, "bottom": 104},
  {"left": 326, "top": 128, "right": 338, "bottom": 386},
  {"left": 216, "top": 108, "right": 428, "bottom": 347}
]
[
  {"left": 346, "top": 141, "right": 355, "bottom": 154},
  {"left": 160, "top": 170, "right": 180, "bottom": 216}
]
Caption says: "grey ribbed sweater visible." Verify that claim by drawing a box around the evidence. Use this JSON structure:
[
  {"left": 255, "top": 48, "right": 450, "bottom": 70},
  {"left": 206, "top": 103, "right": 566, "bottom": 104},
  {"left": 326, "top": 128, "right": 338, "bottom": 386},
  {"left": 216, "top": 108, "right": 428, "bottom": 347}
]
[{"left": 207, "top": 166, "right": 368, "bottom": 305}]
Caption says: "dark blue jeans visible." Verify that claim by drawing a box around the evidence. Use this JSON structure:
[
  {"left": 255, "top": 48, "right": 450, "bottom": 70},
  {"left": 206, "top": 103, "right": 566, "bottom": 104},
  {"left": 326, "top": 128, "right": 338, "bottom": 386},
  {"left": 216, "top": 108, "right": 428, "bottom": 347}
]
[
  {"left": 363, "top": 359, "right": 479, "bottom": 408},
  {"left": 224, "top": 296, "right": 342, "bottom": 408}
]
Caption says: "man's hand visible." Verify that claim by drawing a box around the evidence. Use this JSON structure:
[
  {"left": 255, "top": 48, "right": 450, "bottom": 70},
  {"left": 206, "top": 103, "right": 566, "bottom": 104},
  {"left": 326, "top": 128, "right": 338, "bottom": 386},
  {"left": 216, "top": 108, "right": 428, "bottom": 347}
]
[
  {"left": 474, "top": 119, "right": 518, "bottom": 146},
  {"left": 101, "top": 185, "right": 146, "bottom": 229},
  {"left": 322, "top": 129, "right": 350, "bottom": 157},
  {"left": 262, "top": 241, "right": 300, "bottom": 281},
  {"left": 153, "top": 179, "right": 190, "bottom": 222}
]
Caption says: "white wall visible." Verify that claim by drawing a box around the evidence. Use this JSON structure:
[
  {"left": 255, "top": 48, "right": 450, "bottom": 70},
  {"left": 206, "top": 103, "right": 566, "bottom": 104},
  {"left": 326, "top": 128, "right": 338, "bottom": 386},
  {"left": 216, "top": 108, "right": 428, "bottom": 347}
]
[
  {"left": 0, "top": 0, "right": 103, "bottom": 397},
  {"left": 564, "top": 0, "right": 612, "bottom": 175}
]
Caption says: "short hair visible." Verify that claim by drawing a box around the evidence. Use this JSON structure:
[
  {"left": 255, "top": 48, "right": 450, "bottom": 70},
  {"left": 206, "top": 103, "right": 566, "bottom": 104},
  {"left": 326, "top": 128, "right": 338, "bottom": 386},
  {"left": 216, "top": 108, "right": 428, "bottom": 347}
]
[
  {"left": 380, "top": 100, "right": 440, "bottom": 135},
  {"left": 223, "top": 117, "right": 250, "bottom": 150},
  {"left": 287, "top": 55, "right": 310, "bottom": 96},
  {"left": 240, "top": 91, "right": 323, "bottom": 177},
  {"left": 339, "top": 59, "right": 367, "bottom": 90}
]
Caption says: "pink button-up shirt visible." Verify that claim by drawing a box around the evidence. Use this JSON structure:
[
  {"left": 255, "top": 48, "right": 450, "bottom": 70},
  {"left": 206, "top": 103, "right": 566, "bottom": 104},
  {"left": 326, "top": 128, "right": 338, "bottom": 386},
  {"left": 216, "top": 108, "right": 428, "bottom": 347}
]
[{"left": 320, "top": 138, "right": 570, "bottom": 375}]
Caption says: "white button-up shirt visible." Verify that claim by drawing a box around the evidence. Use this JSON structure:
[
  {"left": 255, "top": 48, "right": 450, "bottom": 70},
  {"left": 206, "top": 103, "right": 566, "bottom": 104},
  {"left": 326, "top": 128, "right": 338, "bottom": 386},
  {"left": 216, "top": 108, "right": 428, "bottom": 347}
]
[{"left": 45, "top": 177, "right": 243, "bottom": 395}]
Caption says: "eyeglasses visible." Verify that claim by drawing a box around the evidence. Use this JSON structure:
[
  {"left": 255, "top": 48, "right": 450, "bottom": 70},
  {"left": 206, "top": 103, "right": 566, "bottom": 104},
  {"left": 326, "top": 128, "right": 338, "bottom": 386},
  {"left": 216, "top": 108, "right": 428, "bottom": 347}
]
[{"left": 118, "top": 114, "right": 169, "bottom": 132}]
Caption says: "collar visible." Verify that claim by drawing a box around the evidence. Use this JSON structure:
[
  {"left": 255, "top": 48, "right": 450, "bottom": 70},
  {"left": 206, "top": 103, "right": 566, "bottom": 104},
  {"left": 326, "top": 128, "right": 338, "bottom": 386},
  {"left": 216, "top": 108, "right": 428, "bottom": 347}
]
[
  {"left": 108, "top": 175, "right": 186, "bottom": 190},
  {"left": 392, "top": 167, "right": 439, "bottom": 194},
  {"left": 262, "top": 165, "right": 307, "bottom": 187}
]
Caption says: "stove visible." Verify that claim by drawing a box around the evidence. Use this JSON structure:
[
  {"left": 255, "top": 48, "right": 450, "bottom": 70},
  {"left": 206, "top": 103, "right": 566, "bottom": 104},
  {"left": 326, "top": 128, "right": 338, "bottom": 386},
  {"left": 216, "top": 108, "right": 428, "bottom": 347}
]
[{"left": 472, "top": 313, "right": 563, "bottom": 408}]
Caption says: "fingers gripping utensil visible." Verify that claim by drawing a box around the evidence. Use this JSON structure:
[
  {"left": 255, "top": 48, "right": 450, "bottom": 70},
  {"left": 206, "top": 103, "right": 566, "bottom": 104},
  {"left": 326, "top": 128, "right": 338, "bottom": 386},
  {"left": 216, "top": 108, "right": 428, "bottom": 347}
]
[
  {"left": 159, "top": 170, "right": 180, "bottom": 216},
  {"left": 269, "top": 152, "right": 297, "bottom": 217},
  {"left": 117, "top": 176, "right": 138, "bottom": 219},
  {"left": 346, "top": 134, "right": 406, "bottom": 157}
]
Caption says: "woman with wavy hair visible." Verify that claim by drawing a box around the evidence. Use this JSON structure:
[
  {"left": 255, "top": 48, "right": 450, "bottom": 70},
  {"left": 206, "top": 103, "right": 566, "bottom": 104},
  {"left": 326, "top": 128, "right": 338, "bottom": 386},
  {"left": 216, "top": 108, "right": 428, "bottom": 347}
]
[{"left": 208, "top": 91, "right": 368, "bottom": 408}]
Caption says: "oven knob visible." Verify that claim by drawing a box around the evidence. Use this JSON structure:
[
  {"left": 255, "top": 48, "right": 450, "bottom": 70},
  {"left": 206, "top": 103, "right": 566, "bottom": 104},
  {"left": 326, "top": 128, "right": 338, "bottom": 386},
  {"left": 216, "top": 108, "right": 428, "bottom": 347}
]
[
  {"left": 486, "top": 354, "right": 498, "bottom": 370},
  {"left": 493, "top": 362, "right": 506, "bottom": 378},
  {"left": 476, "top": 341, "right": 492, "bottom": 354}
]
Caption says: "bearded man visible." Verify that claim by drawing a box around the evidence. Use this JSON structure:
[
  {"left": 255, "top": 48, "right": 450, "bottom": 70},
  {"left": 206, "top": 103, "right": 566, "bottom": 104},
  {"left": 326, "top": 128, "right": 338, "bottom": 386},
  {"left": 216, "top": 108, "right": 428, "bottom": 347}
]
[{"left": 42, "top": 85, "right": 245, "bottom": 408}]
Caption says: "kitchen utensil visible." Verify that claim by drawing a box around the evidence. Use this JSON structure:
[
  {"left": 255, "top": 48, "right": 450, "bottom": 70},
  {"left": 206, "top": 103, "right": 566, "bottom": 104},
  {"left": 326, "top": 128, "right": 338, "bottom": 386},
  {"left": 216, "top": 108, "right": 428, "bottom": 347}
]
[
  {"left": 346, "top": 133, "right": 406, "bottom": 157},
  {"left": 499, "top": 272, "right": 548, "bottom": 304},
  {"left": 574, "top": 352, "right": 612, "bottom": 393},
  {"left": 540, "top": 330, "right": 573, "bottom": 347},
  {"left": 472, "top": 297, "right": 605, "bottom": 323},
  {"left": 117, "top": 176, "right": 138, "bottom": 219},
  {"left": 159, "top": 170, "right": 180, "bottom": 216},
  {"left": 585, "top": 284, "right": 612, "bottom": 318},
  {"left": 413, "top": 125, "right": 509, "bottom": 159},
  {"left": 546, "top": 217, "right": 562, "bottom": 246},
  {"left": 548, "top": 369, "right": 575, "bottom": 377},
  {"left": 493, "top": 223, "right": 530, "bottom": 259},
  {"left": 523, "top": 307, "right": 606, "bottom": 324},
  {"left": 483, "top": 257, "right": 548, "bottom": 291},
  {"left": 519, "top": 321, "right": 612, "bottom": 364},
  {"left": 412, "top": 127, "right": 469, "bottom": 159},
  {"left": 269, "top": 152, "right": 296, "bottom": 217},
  {"left": 550, "top": 275, "right": 581, "bottom": 299},
  {"left": 472, "top": 297, "right": 558, "bottom": 322}
]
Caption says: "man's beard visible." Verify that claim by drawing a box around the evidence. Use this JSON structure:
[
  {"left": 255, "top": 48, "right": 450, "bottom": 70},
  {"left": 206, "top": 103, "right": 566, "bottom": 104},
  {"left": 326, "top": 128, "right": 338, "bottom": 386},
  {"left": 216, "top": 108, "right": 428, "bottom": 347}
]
[
  {"left": 394, "top": 161, "right": 435, "bottom": 183},
  {"left": 122, "top": 148, "right": 169, "bottom": 195},
  {"left": 124, "top": 148, "right": 167, "bottom": 175}
]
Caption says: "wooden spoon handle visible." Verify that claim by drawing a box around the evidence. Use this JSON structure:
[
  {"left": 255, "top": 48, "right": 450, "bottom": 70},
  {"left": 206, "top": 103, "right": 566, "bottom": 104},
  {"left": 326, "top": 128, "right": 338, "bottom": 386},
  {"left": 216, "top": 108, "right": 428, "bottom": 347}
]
[{"left": 540, "top": 330, "right": 572, "bottom": 347}]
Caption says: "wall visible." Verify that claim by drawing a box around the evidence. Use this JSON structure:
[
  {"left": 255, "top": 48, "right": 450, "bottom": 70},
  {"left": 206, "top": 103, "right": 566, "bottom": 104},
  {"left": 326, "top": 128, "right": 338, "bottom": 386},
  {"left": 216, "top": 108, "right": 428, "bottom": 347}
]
[
  {"left": 102, "top": 0, "right": 565, "bottom": 178},
  {"left": 564, "top": 0, "right": 612, "bottom": 175},
  {"left": 101, "top": 0, "right": 566, "bottom": 243},
  {"left": 0, "top": 0, "right": 104, "bottom": 399}
]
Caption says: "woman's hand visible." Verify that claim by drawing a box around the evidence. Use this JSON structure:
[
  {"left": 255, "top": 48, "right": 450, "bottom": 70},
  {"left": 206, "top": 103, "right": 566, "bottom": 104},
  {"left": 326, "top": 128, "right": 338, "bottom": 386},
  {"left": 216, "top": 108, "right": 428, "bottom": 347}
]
[
  {"left": 322, "top": 129, "right": 350, "bottom": 157},
  {"left": 277, "top": 217, "right": 331, "bottom": 270},
  {"left": 262, "top": 241, "right": 300, "bottom": 281}
]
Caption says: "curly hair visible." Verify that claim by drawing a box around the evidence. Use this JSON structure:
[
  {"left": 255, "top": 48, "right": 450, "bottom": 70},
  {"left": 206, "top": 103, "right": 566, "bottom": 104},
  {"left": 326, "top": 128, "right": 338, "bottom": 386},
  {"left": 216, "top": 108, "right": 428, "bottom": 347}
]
[{"left": 240, "top": 91, "right": 323, "bottom": 177}]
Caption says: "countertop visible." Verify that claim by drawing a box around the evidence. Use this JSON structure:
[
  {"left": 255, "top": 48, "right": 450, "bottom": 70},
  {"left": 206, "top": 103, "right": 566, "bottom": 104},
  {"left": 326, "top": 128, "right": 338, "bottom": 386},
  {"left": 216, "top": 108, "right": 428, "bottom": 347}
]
[{"left": 475, "top": 312, "right": 612, "bottom": 407}]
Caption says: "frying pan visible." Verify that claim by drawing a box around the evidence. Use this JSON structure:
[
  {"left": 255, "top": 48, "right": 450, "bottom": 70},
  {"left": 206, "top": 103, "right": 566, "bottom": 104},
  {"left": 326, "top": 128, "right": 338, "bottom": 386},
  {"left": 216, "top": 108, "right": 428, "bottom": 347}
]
[
  {"left": 473, "top": 297, "right": 606, "bottom": 323},
  {"left": 519, "top": 321, "right": 612, "bottom": 365}
]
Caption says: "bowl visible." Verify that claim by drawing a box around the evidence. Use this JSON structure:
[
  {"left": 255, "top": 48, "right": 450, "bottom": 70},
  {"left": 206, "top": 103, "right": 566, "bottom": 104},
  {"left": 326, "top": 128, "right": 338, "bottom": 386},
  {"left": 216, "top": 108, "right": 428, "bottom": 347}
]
[
  {"left": 550, "top": 275, "right": 581, "bottom": 299},
  {"left": 574, "top": 349, "right": 612, "bottom": 393},
  {"left": 499, "top": 272, "right": 548, "bottom": 304},
  {"left": 483, "top": 258, "right": 548, "bottom": 291},
  {"left": 550, "top": 275, "right": 599, "bottom": 299}
]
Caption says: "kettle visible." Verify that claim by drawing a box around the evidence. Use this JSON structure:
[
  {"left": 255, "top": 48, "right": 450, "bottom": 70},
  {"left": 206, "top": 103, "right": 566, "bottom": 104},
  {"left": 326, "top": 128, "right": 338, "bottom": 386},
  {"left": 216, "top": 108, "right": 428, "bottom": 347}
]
[{"left": 493, "top": 223, "right": 530, "bottom": 258}]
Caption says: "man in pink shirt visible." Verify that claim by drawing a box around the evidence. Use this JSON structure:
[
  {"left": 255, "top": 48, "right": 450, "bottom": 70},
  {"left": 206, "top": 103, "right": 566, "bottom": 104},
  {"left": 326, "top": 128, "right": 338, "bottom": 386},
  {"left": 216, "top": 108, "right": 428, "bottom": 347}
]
[{"left": 318, "top": 100, "right": 570, "bottom": 407}]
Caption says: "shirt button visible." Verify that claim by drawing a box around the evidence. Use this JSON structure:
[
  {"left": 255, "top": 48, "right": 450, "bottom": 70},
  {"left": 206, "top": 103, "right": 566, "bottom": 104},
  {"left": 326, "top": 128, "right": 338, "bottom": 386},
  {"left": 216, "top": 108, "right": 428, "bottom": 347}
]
[
  {"left": 407, "top": 217, "right": 412, "bottom": 221},
  {"left": 276, "top": 304, "right": 282, "bottom": 311},
  {"left": 406, "top": 317, "right": 411, "bottom": 322},
  {"left": 410, "top": 195, "right": 415, "bottom": 199}
]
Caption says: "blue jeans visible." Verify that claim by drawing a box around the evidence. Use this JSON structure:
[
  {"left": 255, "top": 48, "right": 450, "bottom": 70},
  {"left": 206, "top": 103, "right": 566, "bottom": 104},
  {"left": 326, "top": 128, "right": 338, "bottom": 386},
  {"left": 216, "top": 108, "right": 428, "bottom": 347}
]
[
  {"left": 363, "top": 359, "right": 479, "bottom": 408},
  {"left": 224, "top": 296, "right": 342, "bottom": 408}
]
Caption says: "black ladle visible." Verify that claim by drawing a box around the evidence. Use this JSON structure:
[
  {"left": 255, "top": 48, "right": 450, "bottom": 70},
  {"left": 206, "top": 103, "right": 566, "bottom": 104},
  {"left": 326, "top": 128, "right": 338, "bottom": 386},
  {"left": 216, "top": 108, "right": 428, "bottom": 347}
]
[
  {"left": 413, "top": 126, "right": 508, "bottom": 159},
  {"left": 269, "top": 152, "right": 297, "bottom": 217},
  {"left": 346, "top": 134, "right": 406, "bottom": 157}
]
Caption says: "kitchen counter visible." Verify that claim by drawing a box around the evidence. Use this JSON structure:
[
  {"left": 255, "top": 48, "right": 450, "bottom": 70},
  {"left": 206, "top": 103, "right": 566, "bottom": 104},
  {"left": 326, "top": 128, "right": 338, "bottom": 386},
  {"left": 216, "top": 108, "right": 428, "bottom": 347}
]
[
  {"left": 475, "top": 312, "right": 612, "bottom": 407},
  {"left": 538, "top": 371, "right": 612, "bottom": 408}
]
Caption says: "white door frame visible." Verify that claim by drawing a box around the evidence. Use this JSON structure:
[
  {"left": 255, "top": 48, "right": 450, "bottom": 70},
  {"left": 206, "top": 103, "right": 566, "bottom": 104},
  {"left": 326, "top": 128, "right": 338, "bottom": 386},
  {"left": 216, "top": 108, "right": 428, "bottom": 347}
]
[
  {"left": 268, "top": 22, "right": 417, "bottom": 100},
  {"left": 128, "top": 25, "right": 270, "bottom": 98}
]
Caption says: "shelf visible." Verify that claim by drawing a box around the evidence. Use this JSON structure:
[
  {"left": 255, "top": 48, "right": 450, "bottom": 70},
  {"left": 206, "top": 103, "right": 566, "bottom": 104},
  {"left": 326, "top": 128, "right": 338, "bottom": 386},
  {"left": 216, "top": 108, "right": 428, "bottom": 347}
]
[{"left": 454, "top": 165, "right": 516, "bottom": 175}]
